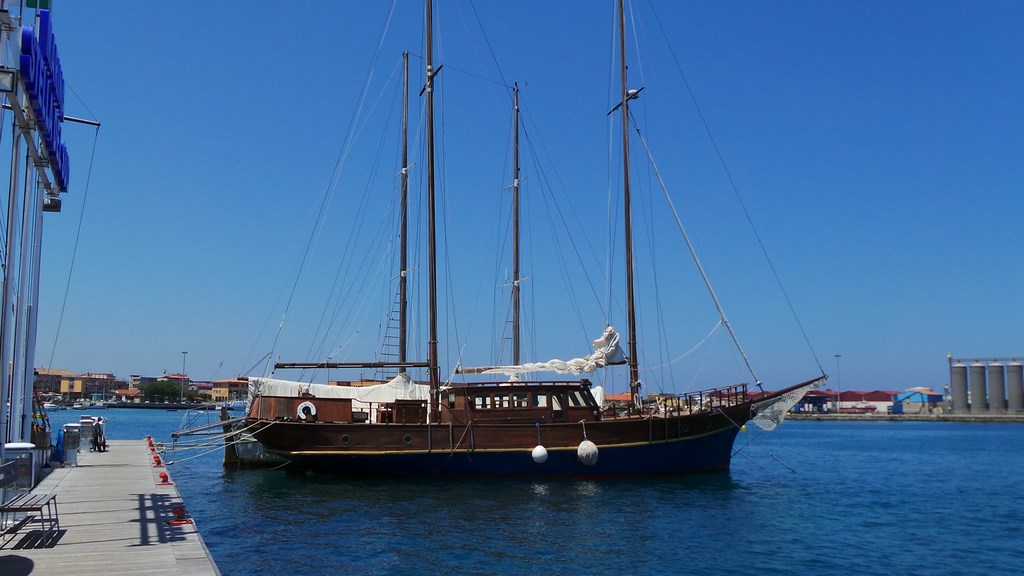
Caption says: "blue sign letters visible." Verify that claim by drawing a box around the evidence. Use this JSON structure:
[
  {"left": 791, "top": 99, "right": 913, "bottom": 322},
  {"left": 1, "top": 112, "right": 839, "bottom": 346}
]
[{"left": 19, "top": 10, "right": 69, "bottom": 192}]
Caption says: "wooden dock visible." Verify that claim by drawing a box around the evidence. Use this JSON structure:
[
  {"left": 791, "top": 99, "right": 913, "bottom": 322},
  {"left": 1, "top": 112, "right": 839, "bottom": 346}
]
[{"left": 0, "top": 440, "right": 221, "bottom": 576}]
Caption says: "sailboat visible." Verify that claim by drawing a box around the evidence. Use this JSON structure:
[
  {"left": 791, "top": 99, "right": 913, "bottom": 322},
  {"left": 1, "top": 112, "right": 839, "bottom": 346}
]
[{"left": 244, "top": 0, "right": 825, "bottom": 477}]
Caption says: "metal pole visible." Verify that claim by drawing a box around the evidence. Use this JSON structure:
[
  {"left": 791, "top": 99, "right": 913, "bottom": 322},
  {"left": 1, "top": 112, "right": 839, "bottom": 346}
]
[
  {"left": 835, "top": 354, "right": 842, "bottom": 413},
  {"left": 0, "top": 114, "right": 21, "bottom": 452},
  {"left": 0, "top": 6, "right": 10, "bottom": 466},
  {"left": 10, "top": 145, "right": 33, "bottom": 441},
  {"left": 512, "top": 83, "right": 520, "bottom": 366},
  {"left": 425, "top": 0, "right": 440, "bottom": 419},
  {"left": 398, "top": 51, "right": 409, "bottom": 372},
  {"left": 181, "top": 351, "right": 187, "bottom": 403},
  {"left": 0, "top": 105, "right": 100, "bottom": 128},
  {"left": 21, "top": 175, "right": 44, "bottom": 442},
  {"left": 618, "top": 0, "right": 641, "bottom": 411}
]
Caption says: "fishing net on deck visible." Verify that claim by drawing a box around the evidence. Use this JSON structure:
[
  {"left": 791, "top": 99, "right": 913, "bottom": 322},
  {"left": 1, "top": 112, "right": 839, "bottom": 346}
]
[{"left": 750, "top": 377, "right": 826, "bottom": 431}]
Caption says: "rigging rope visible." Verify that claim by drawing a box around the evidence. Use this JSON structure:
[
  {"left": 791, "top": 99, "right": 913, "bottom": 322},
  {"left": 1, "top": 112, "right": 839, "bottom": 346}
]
[
  {"left": 170, "top": 418, "right": 264, "bottom": 451},
  {"left": 47, "top": 124, "right": 100, "bottom": 370},
  {"left": 263, "top": 0, "right": 401, "bottom": 377},
  {"left": 628, "top": 113, "right": 761, "bottom": 388},
  {"left": 166, "top": 419, "right": 278, "bottom": 465},
  {"left": 643, "top": 0, "right": 825, "bottom": 377},
  {"left": 644, "top": 320, "right": 722, "bottom": 370}
]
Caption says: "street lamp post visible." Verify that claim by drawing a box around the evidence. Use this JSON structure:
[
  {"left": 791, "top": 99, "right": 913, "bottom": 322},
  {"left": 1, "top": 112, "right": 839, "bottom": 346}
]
[
  {"left": 834, "top": 354, "right": 842, "bottom": 414},
  {"left": 181, "top": 351, "right": 188, "bottom": 403}
]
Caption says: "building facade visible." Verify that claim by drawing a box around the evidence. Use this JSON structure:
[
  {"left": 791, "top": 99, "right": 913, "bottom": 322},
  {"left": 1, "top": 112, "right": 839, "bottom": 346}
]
[
  {"left": 61, "top": 373, "right": 125, "bottom": 401},
  {"left": 210, "top": 378, "right": 249, "bottom": 403}
]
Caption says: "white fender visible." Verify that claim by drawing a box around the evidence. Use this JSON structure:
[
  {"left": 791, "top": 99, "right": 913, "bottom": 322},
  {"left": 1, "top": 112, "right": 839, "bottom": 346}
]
[
  {"left": 577, "top": 439, "right": 599, "bottom": 466},
  {"left": 297, "top": 400, "right": 317, "bottom": 421}
]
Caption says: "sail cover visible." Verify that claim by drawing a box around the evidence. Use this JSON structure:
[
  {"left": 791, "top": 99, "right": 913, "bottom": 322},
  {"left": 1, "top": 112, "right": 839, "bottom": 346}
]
[
  {"left": 457, "top": 326, "right": 626, "bottom": 377},
  {"left": 249, "top": 372, "right": 430, "bottom": 404}
]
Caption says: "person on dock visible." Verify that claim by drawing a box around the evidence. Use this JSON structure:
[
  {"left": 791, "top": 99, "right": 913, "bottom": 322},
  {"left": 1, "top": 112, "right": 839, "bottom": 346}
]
[{"left": 90, "top": 417, "right": 109, "bottom": 452}]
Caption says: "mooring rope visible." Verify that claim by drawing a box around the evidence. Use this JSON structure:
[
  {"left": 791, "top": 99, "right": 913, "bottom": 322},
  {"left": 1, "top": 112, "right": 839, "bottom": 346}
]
[
  {"left": 168, "top": 419, "right": 264, "bottom": 452},
  {"left": 720, "top": 408, "right": 797, "bottom": 473},
  {"left": 165, "top": 421, "right": 278, "bottom": 466}
]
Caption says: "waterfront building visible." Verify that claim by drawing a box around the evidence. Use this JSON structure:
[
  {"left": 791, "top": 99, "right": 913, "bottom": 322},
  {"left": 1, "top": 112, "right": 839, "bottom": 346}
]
[
  {"left": 61, "top": 373, "right": 125, "bottom": 401},
  {"left": 33, "top": 368, "right": 76, "bottom": 395},
  {"left": 210, "top": 378, "right": 249, "bottom": 403}
]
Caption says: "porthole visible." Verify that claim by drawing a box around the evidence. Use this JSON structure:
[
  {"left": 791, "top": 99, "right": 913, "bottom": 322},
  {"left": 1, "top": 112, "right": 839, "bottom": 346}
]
[
  {"left": 341, "top": 434, "right": 351, "bottom": 446},
  {"left": 403, "top": 434, "right": 413, "bottom": 445}
]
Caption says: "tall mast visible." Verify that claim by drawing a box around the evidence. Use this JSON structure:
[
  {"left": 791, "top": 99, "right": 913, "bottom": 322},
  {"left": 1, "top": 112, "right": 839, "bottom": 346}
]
[
  {"left": 398, "top": 51, "right": 410, "bottom": 372},
  {"left": 618, "top": 0, "right": 641, "bottom": 408},
  {"left": 511, "top": 83, "right": 521, "bottom": 366},
  {"left": 425, "top": 0, "right": 441, "bottom": 414}
]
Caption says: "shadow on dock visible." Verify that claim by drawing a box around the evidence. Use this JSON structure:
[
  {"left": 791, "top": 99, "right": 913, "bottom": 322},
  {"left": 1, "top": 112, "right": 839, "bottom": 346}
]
[
  {"left": 6, "top": 529, "right": 67, "bottom": 550},
  {"left": 0, "top": 555, "right": 34, "bottom": 576},
  {"left": 131, "top": 493, "right": 190, "bottom": 546}
]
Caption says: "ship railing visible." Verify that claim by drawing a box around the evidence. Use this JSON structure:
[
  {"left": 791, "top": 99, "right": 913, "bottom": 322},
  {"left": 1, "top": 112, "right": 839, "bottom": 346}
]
[{"left": 656, "top": 384, "right": 749, "bottom": 416}]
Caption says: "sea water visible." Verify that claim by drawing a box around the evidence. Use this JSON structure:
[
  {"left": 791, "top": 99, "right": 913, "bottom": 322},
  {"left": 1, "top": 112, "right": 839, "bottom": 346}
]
[{"left": 44, "top": 409, "right": 1024, "bottom": 575}]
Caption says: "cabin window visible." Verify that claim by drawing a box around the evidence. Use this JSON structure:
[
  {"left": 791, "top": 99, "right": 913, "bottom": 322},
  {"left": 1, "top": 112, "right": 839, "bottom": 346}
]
[
  {"left": 568, "top": 390, "right": 594, "bottom": 408},
  {"left": 470, "top": 391, "right": 551, "bottom": 410},
  {"left": 551, "top": 393, "right": 566, "bottom": 421},
  {"left": 551, "top": 393, "right": 565, "bottom": 411},
  {"left": 512, "top": 392, "right": 529, "bottom": 408}
]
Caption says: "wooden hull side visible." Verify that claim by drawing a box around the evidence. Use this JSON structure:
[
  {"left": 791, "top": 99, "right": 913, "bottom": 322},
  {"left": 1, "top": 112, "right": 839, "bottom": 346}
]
[
  {"left": 281, "top": 427, "right": 741, "bottom": 477},
  {"left": 246, "top": 402, "right": 752, "bottom": 477}
]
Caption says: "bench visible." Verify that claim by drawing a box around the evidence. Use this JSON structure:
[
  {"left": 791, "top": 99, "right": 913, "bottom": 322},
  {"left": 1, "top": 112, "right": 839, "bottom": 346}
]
[{"left": 0, "top": 461, "right": 60, "bottom": 547}]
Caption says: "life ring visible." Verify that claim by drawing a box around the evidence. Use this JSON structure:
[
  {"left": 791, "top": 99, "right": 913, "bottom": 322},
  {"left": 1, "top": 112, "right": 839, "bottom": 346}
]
[{"left": 297, "top": 401, "right": 317, "bottom": 421}]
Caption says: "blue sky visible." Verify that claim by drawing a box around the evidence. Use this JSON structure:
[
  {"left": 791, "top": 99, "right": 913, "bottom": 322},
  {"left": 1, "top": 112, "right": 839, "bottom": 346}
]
[{"left": 17, "top": 1, "right": 1023, "bottom": 396}]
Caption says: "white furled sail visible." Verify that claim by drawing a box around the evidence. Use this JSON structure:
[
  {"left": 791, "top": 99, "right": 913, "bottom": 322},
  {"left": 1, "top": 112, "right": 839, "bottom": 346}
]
[{"left": 457, "top": 326, "right": 626, "bottom": 377}]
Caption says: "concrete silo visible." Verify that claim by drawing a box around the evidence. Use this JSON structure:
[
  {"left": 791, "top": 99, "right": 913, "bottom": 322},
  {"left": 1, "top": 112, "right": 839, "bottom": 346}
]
[
  {"left": 969, "top": 362, "right": 987, "bottom": 414},
  {"left": 988, "top": 362, "right": 1006, "bottom": 413},
  {"left": 1007, "top": 362, "right": 1024, "bottom": 414},
  {"left": 950, "top": 362, "right": 968, "bottom": 414}
]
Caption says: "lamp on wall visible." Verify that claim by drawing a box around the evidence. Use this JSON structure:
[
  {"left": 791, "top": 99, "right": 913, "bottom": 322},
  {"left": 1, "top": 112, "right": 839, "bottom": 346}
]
[
  {"left": 0, "top": 67, "right": 16, "bottom": 93},
  {"left": 43, "top": 195, "right": 61, "bottom": 212}
]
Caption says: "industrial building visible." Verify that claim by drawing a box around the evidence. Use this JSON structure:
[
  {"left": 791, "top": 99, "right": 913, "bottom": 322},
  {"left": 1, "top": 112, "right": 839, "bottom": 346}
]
[{"left": 948, "top": 356, "right": 1024, "bottom": 415}]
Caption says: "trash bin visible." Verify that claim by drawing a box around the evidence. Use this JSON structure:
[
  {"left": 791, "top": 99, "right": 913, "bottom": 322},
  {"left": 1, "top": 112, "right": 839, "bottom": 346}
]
[
  {"left": 3, "top": 442, "right": 37, "bottom": 489},
  {"left": 63, "top": 423, "right": 81, "bottom": 466},
  {"left": 78, "top": 415, "right": 95, "bottom": 446}
]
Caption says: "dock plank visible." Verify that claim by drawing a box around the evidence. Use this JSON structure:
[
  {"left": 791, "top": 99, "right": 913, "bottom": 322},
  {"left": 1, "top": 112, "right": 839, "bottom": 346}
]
[{"left": 0, "top": 440, "right": 221, "bottom": 575}]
